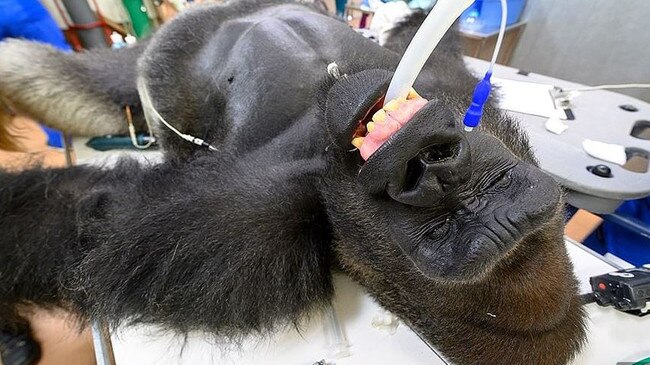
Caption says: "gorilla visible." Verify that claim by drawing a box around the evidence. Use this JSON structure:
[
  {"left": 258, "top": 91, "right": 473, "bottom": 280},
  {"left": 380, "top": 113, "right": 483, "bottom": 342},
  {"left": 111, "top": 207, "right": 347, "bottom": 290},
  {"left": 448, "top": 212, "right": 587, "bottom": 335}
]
[{"left": 0, "top": 1, "right": 586, "bottom": 364}]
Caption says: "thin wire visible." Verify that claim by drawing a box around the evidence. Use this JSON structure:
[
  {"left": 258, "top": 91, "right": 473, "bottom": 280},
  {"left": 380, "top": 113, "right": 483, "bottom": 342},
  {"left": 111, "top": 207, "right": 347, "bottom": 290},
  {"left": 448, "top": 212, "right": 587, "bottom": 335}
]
[
  {"left": 566, "top": 83, "right": 650, "bottom": 92},
  {"left": 137, "top": 77, "right": 217, "bottom": 151},
  {"left": 138, "top": 77, "right": 182, "bottom": 136},
  {"left": 125, "top": 105, "right": 154, "bottom": 149},
  {"left": 488, "top": 0, "right": 508, "bottom": 72}
]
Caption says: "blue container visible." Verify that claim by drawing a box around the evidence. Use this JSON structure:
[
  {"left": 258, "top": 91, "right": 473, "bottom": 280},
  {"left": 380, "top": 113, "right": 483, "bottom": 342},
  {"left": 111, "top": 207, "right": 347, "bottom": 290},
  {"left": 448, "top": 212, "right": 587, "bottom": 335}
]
[{"left": 459, "top": 0, "right": 526, "bottom": 33}]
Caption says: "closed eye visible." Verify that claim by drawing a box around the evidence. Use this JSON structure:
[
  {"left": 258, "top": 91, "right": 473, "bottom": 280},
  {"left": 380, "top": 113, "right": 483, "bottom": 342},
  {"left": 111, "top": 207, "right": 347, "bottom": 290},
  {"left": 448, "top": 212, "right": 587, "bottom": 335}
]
[{"left": 480, "top": 168, "right": 513, "bottom": 194}]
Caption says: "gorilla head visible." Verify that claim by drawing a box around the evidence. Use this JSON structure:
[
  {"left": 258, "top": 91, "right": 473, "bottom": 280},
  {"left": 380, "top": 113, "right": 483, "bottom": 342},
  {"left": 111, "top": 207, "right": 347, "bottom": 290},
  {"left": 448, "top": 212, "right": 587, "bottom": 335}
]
[
  {"left": 324, "top": 69, "right": 560, "bottom": 282},
  {"left": 321, "top": 69, "right": 584, "bottom": 365}
]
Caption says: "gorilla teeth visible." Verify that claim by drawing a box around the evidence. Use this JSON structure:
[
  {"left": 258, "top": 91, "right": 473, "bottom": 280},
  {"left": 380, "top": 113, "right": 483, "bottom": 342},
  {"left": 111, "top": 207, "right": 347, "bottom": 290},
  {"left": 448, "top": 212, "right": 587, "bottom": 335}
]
[
  {"left": 407, "top": 88, "right": 421, "bottom": 100},
  {"left": 352, "top": 88, "right": 426, "bottom": 158},
  {"left": 352, "top": 137, "right": 364, "bottom": 148},
  {"left": 355, "top": 90, "right": 428, "bottom": 160},
  {"left": 372, "top": 109, "right": 386, "bottom": 124},
  {"left": 384, "top": 99, "right": 401, "bottom": 112}
]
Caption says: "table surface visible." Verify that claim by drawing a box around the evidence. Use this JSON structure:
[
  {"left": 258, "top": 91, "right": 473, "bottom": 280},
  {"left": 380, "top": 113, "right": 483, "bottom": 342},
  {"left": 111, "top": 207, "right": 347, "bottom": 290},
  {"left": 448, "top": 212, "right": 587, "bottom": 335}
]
[{"left": 109, "top": 239, "right": 650, "bottom": 365}]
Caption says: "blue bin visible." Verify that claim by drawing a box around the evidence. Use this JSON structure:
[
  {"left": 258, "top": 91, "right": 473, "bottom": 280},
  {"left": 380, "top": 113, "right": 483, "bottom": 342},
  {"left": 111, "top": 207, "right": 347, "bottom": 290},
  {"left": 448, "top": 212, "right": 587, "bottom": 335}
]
[{"left": 459, "top": 0, "right": 526, "bottom": 33}]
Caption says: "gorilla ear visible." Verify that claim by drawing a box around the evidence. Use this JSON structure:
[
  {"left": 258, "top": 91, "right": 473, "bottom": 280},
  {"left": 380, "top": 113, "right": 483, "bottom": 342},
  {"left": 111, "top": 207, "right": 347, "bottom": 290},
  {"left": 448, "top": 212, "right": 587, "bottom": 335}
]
[
  {"left": 358, "top": 100, "right": 472, "bottom": 207},
  {"left": 0, "top": 39, "right": 147, "bottom": 136}
]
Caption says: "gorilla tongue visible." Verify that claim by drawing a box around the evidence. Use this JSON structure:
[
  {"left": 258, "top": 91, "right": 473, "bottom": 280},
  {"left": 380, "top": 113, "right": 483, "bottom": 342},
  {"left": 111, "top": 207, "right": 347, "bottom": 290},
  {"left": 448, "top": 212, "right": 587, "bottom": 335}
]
[{"left": 352, "top": 90, "right": 428, "bottom": 160}]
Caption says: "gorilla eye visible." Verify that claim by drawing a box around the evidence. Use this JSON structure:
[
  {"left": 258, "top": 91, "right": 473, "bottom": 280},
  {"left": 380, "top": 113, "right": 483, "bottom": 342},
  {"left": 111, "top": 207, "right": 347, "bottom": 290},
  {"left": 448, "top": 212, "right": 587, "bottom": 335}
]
[
  {"left": 484, "top": 169, "right": 513, "bottom": 193},
  {"left": 425, "top": 218, "right": 452, "bottom": 240},
  {"left": 420, "top": 142, "right": 460, "bottom": 164}
]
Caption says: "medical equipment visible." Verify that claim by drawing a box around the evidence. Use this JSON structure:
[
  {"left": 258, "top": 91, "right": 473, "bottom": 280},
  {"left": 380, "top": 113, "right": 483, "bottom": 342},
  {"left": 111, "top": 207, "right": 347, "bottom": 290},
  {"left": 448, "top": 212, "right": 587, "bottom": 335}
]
[
  {"left": 384, "top": 0, "right": 508, "bottom": 132},
  {"left": 125, "top": 104, "right": 156, "bottom": 149},
  {"left": 585, "top": 266, "right": 650, "bottom": 316},
  {"left": 460, "top": 0, "right": 525, "bottom": 31},
  {"left": 551, "top": 83, "right": 650, "bottom": 110}
]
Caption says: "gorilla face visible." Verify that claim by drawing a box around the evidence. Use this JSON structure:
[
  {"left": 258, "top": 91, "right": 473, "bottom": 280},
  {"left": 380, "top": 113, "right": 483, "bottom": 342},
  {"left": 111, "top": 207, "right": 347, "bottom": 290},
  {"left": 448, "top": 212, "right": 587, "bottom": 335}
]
[{"left": 324, "top": 69, "right": 561, "bottom": 283}]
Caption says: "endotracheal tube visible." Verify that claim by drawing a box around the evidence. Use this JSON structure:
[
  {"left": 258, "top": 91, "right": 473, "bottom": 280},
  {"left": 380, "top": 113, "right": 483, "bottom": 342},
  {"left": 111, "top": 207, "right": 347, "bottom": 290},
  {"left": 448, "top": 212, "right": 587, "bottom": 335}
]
[{"left": 384, "top": 0, "right": 509, "bottom": 132}]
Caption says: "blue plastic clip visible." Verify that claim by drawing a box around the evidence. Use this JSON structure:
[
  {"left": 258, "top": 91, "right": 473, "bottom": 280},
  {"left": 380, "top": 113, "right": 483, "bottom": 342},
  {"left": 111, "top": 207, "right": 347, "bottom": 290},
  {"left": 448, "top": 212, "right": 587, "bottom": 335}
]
[{"left": 463, "top": 71, "right": 493, "bottom": 132}]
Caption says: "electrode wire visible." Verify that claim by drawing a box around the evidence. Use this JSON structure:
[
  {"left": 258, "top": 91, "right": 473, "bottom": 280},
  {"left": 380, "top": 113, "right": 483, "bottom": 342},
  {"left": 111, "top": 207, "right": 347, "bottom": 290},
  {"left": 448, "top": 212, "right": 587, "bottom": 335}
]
[{"left": 137, "top": 77, "right": 217, "bottom": 151}]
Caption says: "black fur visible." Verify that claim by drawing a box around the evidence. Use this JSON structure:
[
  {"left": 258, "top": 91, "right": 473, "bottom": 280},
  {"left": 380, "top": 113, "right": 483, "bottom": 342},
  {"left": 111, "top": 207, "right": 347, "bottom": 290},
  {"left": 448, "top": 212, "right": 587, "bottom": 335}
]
[
  {"left": 0, "top": 153, "right": 333, "bottom": 338},
  {"left": 0, "top": 1, "right": 586, "bottom": 364}
]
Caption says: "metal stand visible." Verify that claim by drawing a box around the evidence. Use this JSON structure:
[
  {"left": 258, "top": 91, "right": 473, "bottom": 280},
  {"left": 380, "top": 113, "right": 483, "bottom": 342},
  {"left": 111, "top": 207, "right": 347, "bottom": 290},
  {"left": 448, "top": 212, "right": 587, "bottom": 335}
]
[{"left": 92, "top": 320, "right": 116, "bottom": 365}]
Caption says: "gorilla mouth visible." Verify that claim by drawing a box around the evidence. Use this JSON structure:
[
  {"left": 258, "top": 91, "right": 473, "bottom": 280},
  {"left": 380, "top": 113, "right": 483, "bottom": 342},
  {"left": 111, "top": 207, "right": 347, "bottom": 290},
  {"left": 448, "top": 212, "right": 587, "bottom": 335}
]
[{"left": 351, "top": 89, "right": 428, "bottom": 160}]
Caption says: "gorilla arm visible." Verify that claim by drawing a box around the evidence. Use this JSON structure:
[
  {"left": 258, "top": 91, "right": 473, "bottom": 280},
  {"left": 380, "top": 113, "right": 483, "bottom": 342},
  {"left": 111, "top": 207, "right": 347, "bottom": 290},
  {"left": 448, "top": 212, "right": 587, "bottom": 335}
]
[
  {"left": 0, "top": 153, "right": 333, "bottom": 336},
  {"left": 0, "top": 39, "right": 147, "bottom": 136}
]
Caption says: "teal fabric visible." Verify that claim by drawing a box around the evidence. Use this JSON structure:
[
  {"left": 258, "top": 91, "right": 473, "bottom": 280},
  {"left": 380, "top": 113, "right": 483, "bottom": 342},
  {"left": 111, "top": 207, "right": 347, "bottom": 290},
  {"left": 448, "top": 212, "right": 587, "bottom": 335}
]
[{"left": 335, "top": 0, "right": 347, "bottom": 15}]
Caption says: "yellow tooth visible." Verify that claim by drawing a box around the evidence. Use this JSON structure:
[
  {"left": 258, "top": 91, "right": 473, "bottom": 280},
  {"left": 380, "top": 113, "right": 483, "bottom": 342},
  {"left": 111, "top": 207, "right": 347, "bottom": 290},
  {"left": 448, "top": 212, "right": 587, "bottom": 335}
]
[
  {"left": 367, "top": 121, "right": 376, "bottom": 132},
  {"left": 372, "top": 109, "right": 386, "bottom": 123},
  {"left": 384, "top": 99, "right": 401, "bottom": 112},
  {"left": 351, "top": 137, "right": 364, "bottom": 148},
  {"left": 407, "top": 88, "right": 421, "bottom": 100}
]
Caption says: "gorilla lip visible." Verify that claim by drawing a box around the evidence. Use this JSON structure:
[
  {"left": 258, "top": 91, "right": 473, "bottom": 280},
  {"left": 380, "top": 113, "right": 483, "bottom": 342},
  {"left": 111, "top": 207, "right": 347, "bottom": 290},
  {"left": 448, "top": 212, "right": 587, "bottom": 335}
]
[{"left": 352, "top": 89, "right": 428, "bottom": 160}]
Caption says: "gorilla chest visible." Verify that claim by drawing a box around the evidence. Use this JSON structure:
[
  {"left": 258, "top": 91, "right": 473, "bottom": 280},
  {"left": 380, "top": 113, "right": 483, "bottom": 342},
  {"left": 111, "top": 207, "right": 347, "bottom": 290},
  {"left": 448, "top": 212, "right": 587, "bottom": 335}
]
[{"left": 192, "top": 6, "right": 366, "bottom": 149}]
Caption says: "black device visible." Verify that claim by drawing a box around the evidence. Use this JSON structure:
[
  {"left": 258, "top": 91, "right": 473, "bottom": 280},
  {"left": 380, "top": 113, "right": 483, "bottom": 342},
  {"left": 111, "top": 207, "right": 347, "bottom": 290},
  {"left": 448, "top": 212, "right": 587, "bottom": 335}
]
[
  {"left": 86, "top": 133, "right": 157, "bottom": 151},
  {"left": 589, "top": 266, "right": 650, "bottom": 316}
]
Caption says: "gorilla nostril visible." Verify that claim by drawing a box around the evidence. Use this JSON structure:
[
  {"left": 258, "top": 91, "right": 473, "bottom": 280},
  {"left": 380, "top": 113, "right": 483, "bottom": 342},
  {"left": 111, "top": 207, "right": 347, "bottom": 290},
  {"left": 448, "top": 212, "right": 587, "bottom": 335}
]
[
  {"left": 403, "top": 158, "right": 425, "bottom": 192},
  {"left": 383, "top": 139, "right": 471, "bottom": 207},
  {"left": 403, "top": 142, "right": 462, "bottom": 193},
  {"left": 420, "top": 142, "right": 460, "bottom": 164}
]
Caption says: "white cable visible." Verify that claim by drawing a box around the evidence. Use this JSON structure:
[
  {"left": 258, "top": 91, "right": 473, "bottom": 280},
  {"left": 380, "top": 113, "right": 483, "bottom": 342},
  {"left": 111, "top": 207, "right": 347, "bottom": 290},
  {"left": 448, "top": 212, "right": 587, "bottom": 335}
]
[
  {"left": 324, "top": 305, "right": 350, "bottom": 359},
  {"left": 566, "top": 83, "right": 650, "bottom": 93},
  {"left": 137, "top": 77, "right": 217, "bottom": 151},
  {"left": 488, "top": 0, "right": 508, "bottom": 73}
]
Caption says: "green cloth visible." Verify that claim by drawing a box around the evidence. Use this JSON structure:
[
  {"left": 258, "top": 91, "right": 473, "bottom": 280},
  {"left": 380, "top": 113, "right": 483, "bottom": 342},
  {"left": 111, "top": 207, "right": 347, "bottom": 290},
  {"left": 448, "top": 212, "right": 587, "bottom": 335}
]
[{"left": 122, "top": 0, "right": 152, "bottom": 38}]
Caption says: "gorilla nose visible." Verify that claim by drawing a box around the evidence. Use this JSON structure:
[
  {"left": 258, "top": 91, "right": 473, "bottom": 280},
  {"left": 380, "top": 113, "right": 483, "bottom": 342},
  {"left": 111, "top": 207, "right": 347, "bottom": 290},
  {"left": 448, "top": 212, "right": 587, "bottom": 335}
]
[
  {"left": 358, "top": 100, "right": 472, "bottom": 207},
  {"left": 388, "top": 139, "right": 471, "bottom": 206}
]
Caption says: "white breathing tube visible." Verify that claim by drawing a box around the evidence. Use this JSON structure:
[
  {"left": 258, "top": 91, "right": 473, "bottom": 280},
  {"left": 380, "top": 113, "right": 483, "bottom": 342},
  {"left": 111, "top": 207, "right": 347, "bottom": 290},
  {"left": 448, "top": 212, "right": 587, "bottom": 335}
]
[
  {"left": 384, "top": 0, "right": 508, "bottom": 131},
  {"left": 384, "top": 0, "right": 475, "bottom": 103}
]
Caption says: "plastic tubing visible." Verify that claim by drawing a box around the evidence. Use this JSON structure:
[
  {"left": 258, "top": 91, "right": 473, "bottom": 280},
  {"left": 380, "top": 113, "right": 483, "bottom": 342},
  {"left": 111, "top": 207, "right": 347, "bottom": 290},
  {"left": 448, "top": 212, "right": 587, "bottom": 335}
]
[
  {"left": 384, "top": 0, "right": 476, "bottom": 104},
  {"left": 488, "top": 0, "right": 508, "bottom": 72}
]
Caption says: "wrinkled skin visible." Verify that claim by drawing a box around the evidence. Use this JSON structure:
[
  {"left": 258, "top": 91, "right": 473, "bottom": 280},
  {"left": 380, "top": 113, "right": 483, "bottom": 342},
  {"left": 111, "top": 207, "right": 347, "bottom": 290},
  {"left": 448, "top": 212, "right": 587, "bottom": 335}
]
[{"left": 0, "top": 1, "right": 586, "bottom": 364}]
